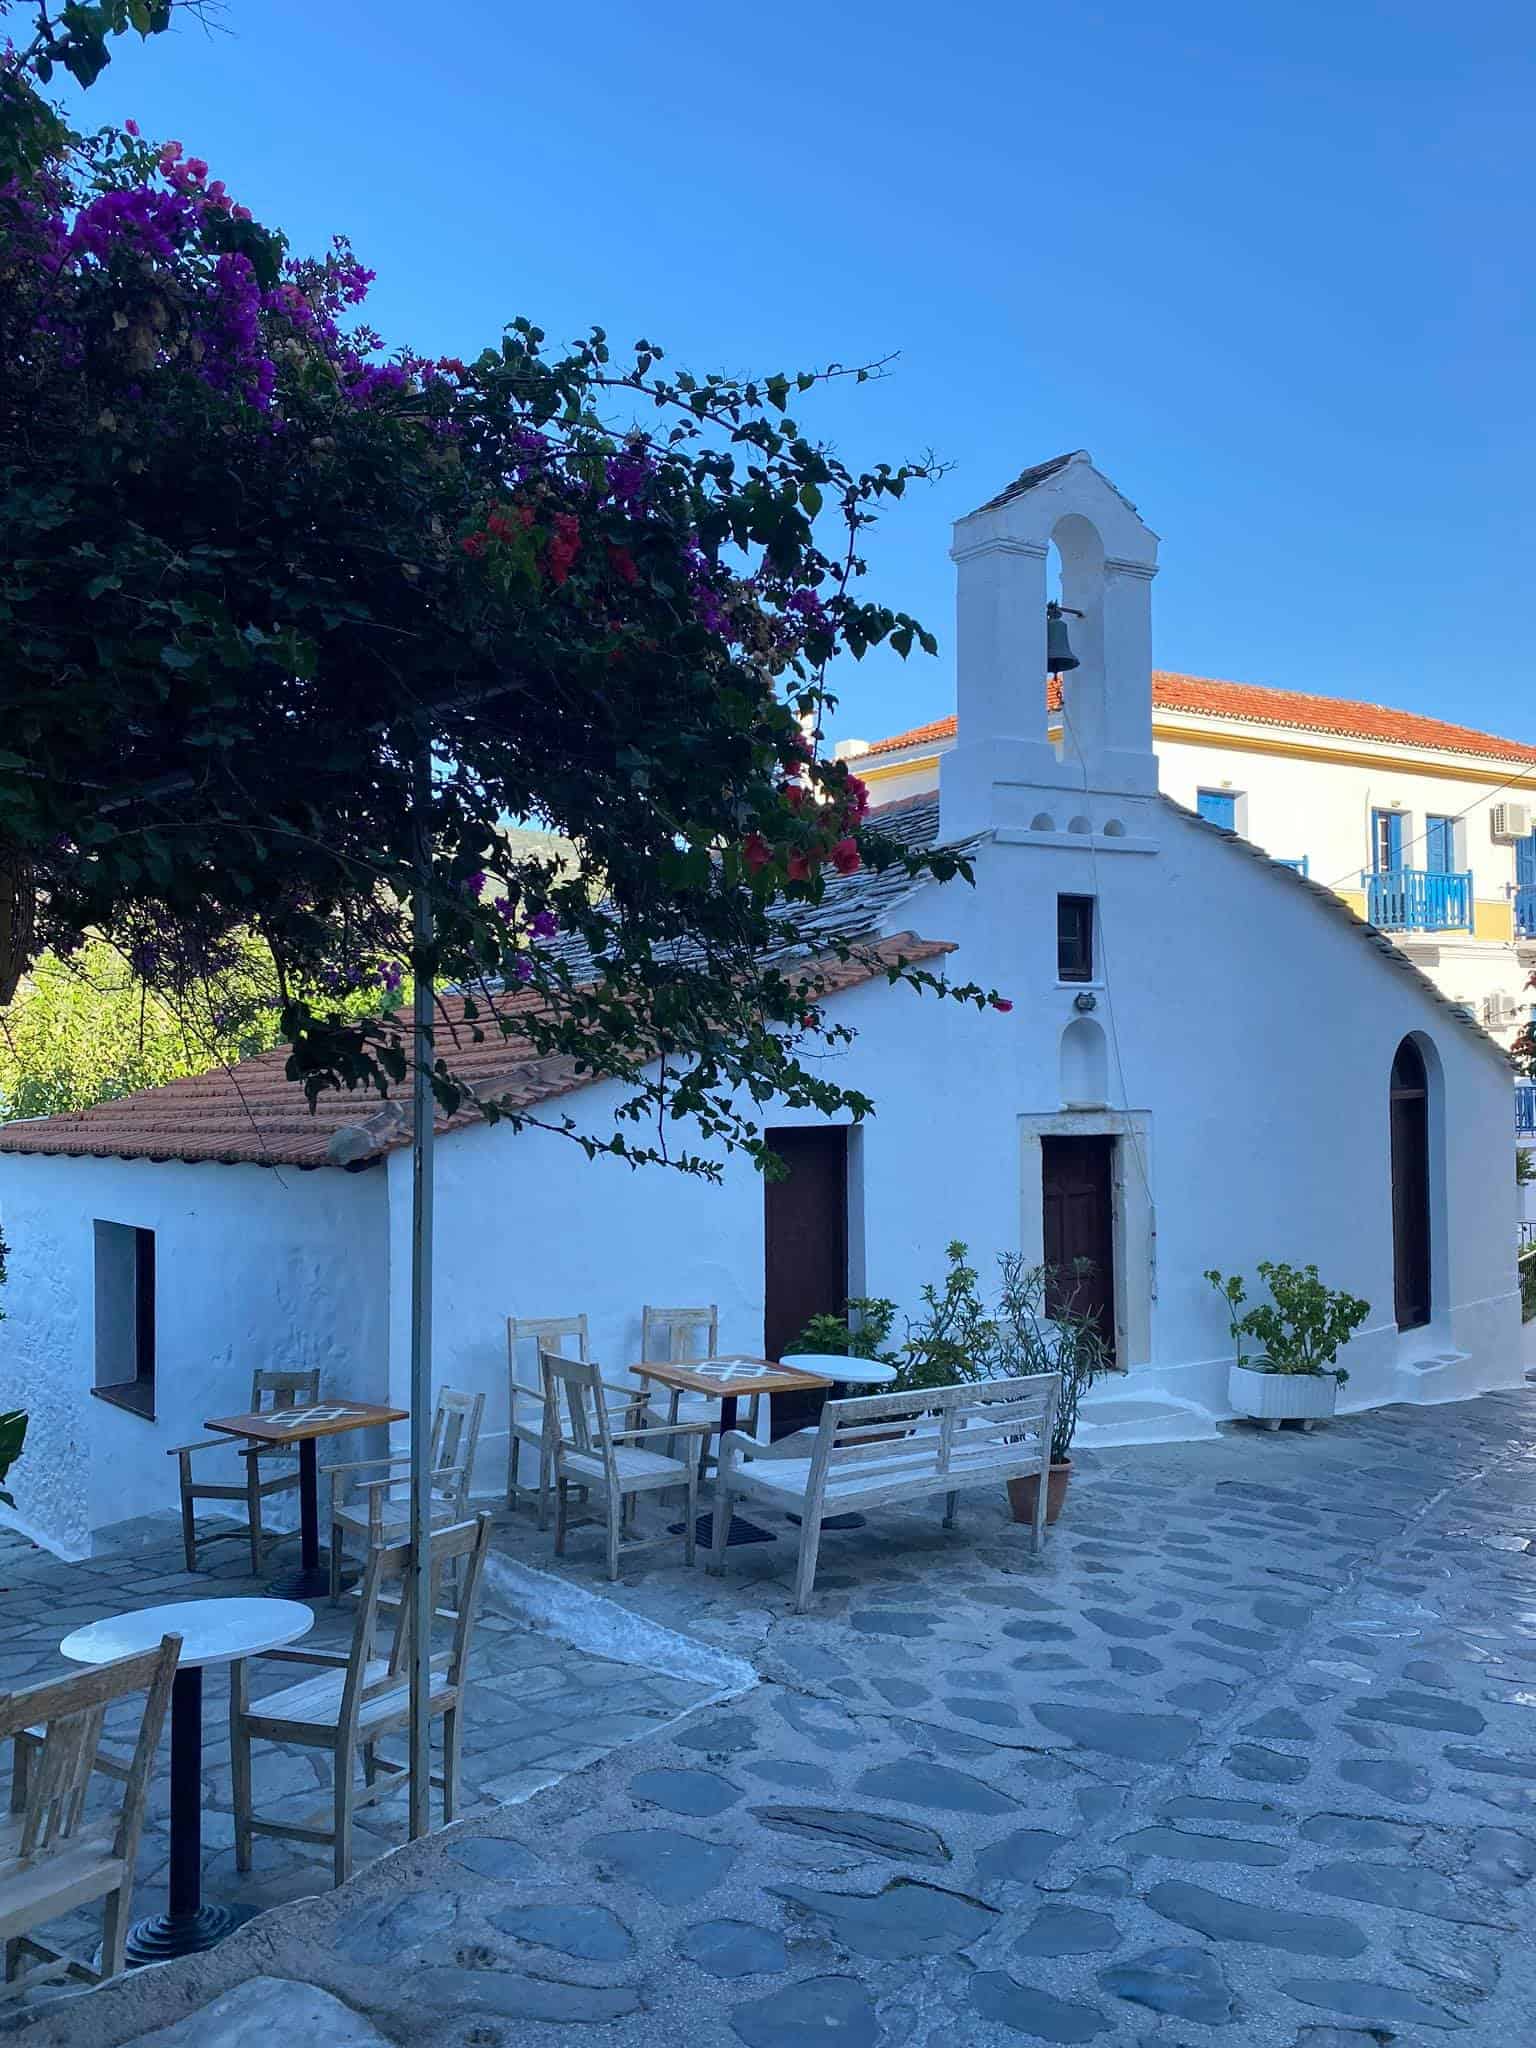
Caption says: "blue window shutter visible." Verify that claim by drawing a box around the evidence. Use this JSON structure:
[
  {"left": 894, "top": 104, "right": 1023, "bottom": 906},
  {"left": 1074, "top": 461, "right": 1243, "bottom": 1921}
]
[
  {"left": 1197, "top": 790, "right": 1237, "bottom": 830},
  {"left": 1425, "top": 816, "right": 1453, "bottom": 874},
  {"left": 1518, "top": 834, "right": 1536, "bottom": 888}
]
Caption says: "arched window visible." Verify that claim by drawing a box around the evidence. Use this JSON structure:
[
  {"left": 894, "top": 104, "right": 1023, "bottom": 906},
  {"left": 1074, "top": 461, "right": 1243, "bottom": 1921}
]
[{"left": 1390, "top": 1037, "right": 1431, "bottom": 1329}]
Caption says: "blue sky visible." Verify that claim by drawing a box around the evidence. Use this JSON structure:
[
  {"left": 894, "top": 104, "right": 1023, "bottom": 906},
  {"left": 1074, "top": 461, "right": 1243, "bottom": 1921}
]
[{"left": 88, "top": 0, "right": 1534, "bottom": 747}]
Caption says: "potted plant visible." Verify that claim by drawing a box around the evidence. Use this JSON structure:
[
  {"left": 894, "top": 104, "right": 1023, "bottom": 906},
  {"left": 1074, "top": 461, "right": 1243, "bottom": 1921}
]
[
  {"left": 1206, "top": 1261, "right": 1369, "bottom": 1429},
  {"left": 990, "top": 1254, "right": 1109, "bottom": 1524}
]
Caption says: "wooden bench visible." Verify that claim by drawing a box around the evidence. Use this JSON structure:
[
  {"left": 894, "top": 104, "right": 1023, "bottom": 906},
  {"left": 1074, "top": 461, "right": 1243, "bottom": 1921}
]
[{"left": 706, "top": 1373, "right": 1060, "bottom": 1611}]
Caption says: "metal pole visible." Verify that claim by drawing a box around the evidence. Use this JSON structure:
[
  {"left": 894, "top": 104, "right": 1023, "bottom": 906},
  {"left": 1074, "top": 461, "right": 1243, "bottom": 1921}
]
[{"left": 408, "top": 726, "right": 435, "bottom": 1839}]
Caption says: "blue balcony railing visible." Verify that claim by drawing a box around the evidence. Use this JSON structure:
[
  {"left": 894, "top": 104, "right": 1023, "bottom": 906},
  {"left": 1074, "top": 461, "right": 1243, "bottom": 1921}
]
[
  {"left": 1518, "top": 1084, "right": 1536, "bottom": 1135},
  {"left": 1362, "top": 867, "right": 1473, "bottom": 933},
  {"left": 1517, "top": 884, "right": 1536, "bottom": 940}
]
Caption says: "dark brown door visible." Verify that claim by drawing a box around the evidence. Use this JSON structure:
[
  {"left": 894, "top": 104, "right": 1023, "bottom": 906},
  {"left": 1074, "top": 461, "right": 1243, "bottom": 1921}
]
[
  {"left": 764, "top": 1126, "right": 849, "bottom": 1434},
  {"left": 1041, "top": 1135, "right": 1117, "bottom": 1363},
  {"left": 1390, "top": 1039, "right": 1431, "bottom": 1330}
]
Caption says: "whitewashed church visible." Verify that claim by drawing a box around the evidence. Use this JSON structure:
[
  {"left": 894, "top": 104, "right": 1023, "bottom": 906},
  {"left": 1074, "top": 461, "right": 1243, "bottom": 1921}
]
[{"left": 0, "top": 452, "right": 1520, "bottom": 1557}]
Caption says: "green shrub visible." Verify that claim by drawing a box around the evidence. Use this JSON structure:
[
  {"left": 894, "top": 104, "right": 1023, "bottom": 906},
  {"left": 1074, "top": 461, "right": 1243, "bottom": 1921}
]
[
  {"left": 1205, "top": 1262, "right": 1369, "bottom": 1384},
  {"left": 786, "top": 1298, "right": 899, "bottom": 1363},
  {"left": 806, "top": 1243, "right": 1112, "bottom": 1463}
]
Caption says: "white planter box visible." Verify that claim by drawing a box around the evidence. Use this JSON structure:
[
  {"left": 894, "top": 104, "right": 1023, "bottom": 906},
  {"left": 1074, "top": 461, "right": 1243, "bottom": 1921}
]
[{"left": 1228, "top": 1362, "right": 1338, "bottom": 1426}]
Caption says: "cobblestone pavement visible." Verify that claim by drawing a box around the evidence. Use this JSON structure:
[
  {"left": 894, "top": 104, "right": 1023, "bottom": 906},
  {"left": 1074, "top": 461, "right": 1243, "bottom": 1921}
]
[
  {"left": 8, "top": 1388, "right": 1536, "bottom": 2046},
  {"left": 0, "top": 1514, "right": 718, "bottom": 2015}
]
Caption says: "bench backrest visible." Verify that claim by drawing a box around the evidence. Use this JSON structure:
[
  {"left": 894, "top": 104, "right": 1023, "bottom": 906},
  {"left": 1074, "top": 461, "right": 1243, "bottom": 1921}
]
[{"left": 805, "top": 1373, "right": 1060, "bottom": 1497}]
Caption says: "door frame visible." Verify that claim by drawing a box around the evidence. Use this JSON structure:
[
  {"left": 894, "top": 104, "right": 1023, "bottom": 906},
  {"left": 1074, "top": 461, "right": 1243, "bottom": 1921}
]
[{"left": 1019, "top": 1110, "right": 1152, "bottom": 1373}]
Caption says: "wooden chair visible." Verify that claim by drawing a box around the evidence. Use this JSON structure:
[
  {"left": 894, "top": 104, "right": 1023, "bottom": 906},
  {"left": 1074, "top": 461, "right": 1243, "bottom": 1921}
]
[
  {"left": 168, "top": 1367, "right": 321, "bottom": 1574},
  {"left": 641, "top": 1303, "right": 719, "bottom": 1364},
  {"left": 638, "top": 1303, "right": 770, "bottom": 1452},
  {"left": 327, "top": 1388, "right": 485, "bottom": 1602},
  {"left": 506, "top": 1314, "right": 589, "bottom": 1530},
  {"left": 1, "top": 1635, "right": 179, "bottom": 1996},
  {"left": 545, "top": 1351, "right": 710, "bottom": 1581},
  {"left": 231, "top": 1515, "right": 492, "bottom": 1887}
]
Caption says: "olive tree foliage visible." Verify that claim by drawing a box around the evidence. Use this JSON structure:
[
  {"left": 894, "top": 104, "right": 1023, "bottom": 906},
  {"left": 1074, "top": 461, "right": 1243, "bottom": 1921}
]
[{"left": 1, "top": 6, "right": 1005, "bottom": 1177}]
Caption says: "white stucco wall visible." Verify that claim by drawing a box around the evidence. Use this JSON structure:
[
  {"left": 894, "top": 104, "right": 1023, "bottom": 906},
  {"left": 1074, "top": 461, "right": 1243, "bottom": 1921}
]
[
  {"left": 382, "top": 1088, "right": 769, "bottom": 1502},
  {"left": 369, "top": 791, "right": 1520, "bottom": 1494},
  {"left": 0, "top": 1153, "right": 387, "bottom": 1555}
]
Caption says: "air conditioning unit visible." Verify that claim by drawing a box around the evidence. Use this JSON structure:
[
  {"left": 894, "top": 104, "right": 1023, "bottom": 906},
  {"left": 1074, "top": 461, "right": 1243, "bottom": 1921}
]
[
  {"left": 1490, "top": 803, "right": 1530, "bottom": 842},
  {"left": 1481, "top": 993, "right": 1522, "bottom": 1028}
]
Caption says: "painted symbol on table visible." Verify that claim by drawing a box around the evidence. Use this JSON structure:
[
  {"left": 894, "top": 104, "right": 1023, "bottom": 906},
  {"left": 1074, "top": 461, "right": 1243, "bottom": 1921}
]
[
  {"left": 265, "top": 1406, "right": 362, "bottom": 1428},
  {"left": 689, "top": 1363, "right": 772, "bottom": 1383}
]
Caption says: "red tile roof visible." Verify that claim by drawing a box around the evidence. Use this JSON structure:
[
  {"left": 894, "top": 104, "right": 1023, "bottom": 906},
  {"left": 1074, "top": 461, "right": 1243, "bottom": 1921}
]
[
  {"left": 860, "top": 673, "right": 1536, "bottom": 769},
  {"left": 0, "top": 934, "right": 955, "bottom": 1170}
]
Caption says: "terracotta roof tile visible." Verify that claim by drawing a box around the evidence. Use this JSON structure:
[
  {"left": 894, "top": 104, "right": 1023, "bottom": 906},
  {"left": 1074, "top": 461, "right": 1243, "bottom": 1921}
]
[
  {"left": 0, "top": 934, "right": 955, "bottom": 1171},
  {"left": 860, "top": 673, "right": 1536, "bottom": 769}
]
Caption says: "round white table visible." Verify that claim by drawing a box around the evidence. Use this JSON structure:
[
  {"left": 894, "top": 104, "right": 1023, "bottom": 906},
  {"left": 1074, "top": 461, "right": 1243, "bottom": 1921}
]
[
  {"left": 792, "top": 1354, "right": 899, "bottom": 1391},
  {"left": 61, "top": 1597, "right": 312, "bottom": 1964}
]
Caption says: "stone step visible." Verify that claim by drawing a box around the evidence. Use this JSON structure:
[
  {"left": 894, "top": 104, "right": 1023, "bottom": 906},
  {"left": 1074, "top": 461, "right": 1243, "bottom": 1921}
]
[
  {"left": 1072, "top": 1390, "right": 1222, "bottom": 1449},
  {"left": 1390, "top": 1349, "right": 1473, "bottom": 1404}
]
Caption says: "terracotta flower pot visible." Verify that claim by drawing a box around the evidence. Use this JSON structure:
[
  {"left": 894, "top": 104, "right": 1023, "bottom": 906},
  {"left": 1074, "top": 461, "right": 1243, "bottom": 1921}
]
[{"left": 1008, "top": 1460, "right": 1072, "bottom": 1526}]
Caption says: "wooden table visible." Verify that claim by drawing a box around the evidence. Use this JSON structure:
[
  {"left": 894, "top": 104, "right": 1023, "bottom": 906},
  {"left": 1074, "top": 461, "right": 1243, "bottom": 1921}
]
[
  {"left": 632, "top": 1356, "right": 833, "bottom": 1548},
  {"left": 61, "top": 1597, "right": 312, "bottom": 1963},
  {"left": 204, "top": 1399, "right": 406, "bottom": 1597}
]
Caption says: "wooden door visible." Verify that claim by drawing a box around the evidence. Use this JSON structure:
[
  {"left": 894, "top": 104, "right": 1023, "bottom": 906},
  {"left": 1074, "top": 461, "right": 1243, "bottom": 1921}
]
[
  {"left": 1390, "top": 1040, "right": 1431, "bottom": 1330},
  {"left": 1041, "top": 1135, "right": 1117, "bottom": 1363},
  {"left": 764, "top": 1127, "right": 848, "bottom": 1434}
]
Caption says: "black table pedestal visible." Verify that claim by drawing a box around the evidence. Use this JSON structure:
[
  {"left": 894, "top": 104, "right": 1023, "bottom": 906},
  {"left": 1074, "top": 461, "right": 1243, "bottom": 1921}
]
[
  {"left": 267, "top": 1437, "right": 348, "bottom": 1597},
  {"left": 126, "top": 1665, "right": 241, "bottom": 1965}
]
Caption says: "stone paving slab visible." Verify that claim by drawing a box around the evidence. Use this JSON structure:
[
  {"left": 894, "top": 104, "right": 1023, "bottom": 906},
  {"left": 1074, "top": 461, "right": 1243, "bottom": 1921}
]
[{"left": 7, "top": 1389, "right": 1536, "bottom": 2046}]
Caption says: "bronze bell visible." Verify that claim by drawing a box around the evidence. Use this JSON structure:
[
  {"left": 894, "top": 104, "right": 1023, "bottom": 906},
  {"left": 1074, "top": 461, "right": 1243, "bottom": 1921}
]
[{"left": 1046, "top": 601, "right": 1079, "bottom": 675}]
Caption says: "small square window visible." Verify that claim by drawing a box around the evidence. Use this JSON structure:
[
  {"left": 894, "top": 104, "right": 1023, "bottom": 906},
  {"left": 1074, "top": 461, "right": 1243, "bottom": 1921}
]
[
  {"left": 92, "top": 1221, "right": 155, "bottom": 1419},
  {"left": 1058, "top": 895, "right": 1094, "bottom": 983}
]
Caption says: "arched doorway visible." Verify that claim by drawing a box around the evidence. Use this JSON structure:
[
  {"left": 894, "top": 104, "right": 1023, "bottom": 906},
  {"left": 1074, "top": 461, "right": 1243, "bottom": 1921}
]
[{"left": 1390, "top": 1037, "right": 1431, "bottom": 1330}]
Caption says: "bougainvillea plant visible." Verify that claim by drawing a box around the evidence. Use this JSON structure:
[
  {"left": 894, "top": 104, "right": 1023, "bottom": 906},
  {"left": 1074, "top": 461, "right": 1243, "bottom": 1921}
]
[{"left": 1, "top": 8, "right": 1007, "bottom": 1174}]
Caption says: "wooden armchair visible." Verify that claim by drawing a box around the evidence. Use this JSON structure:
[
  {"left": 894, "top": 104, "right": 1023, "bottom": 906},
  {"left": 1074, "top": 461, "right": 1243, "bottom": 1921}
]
[
  {"left": 506, "top": 1313, "right": 589, "bottom": 1529},
  {"left": 327, "top": 1388, "right": 484, "bottom": 1602},
  {"left": 167, "top": 1367, "right": 321, "bottom": 1574},
  {"left": 1, "top": 1636, "right": 179, "bottom": 1996},
  {"left": 545, "top": 1351, "right": 710, "bottom": 1580},
  {"left": 231, "top": 1515, "right": 492, "bottom": 1886},
  {"left": 638, "top": 1302, "right": 769, "bottom": 1452}
]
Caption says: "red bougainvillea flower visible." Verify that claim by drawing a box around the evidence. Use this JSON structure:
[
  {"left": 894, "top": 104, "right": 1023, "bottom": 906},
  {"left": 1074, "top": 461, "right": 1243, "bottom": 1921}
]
[
  {"left": 830, "top": 837, "right": 860, "bottom": 876},
  {"left": 842, "top": 774, "right": 870, "bottom": 822},
  {"left": 786, "top": 849, "right": 817, "bottom": 883},
  {"left": 801, "top": 1012, "right": 817, "bottom": 1029},
  {"left": 606, "top": 543, "right": 640, "bottom": 586},
  {"left": 741, "top": 833, "right": 772, "bottom": 875},
  {"left": 546, "top": 512, "right": 581, "bottom": 585},
  {"left": 460, "top": 532, "right": 488, "bottom": 558},
  {"left": 992, "top": 997, "right": 1014, "bottom": 1012},
  {"left": 485, "top": 510, "right": 516, "bottom": 542},
  {"left": 780, "top": 784, "right": 805, "bottom": 814}
]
